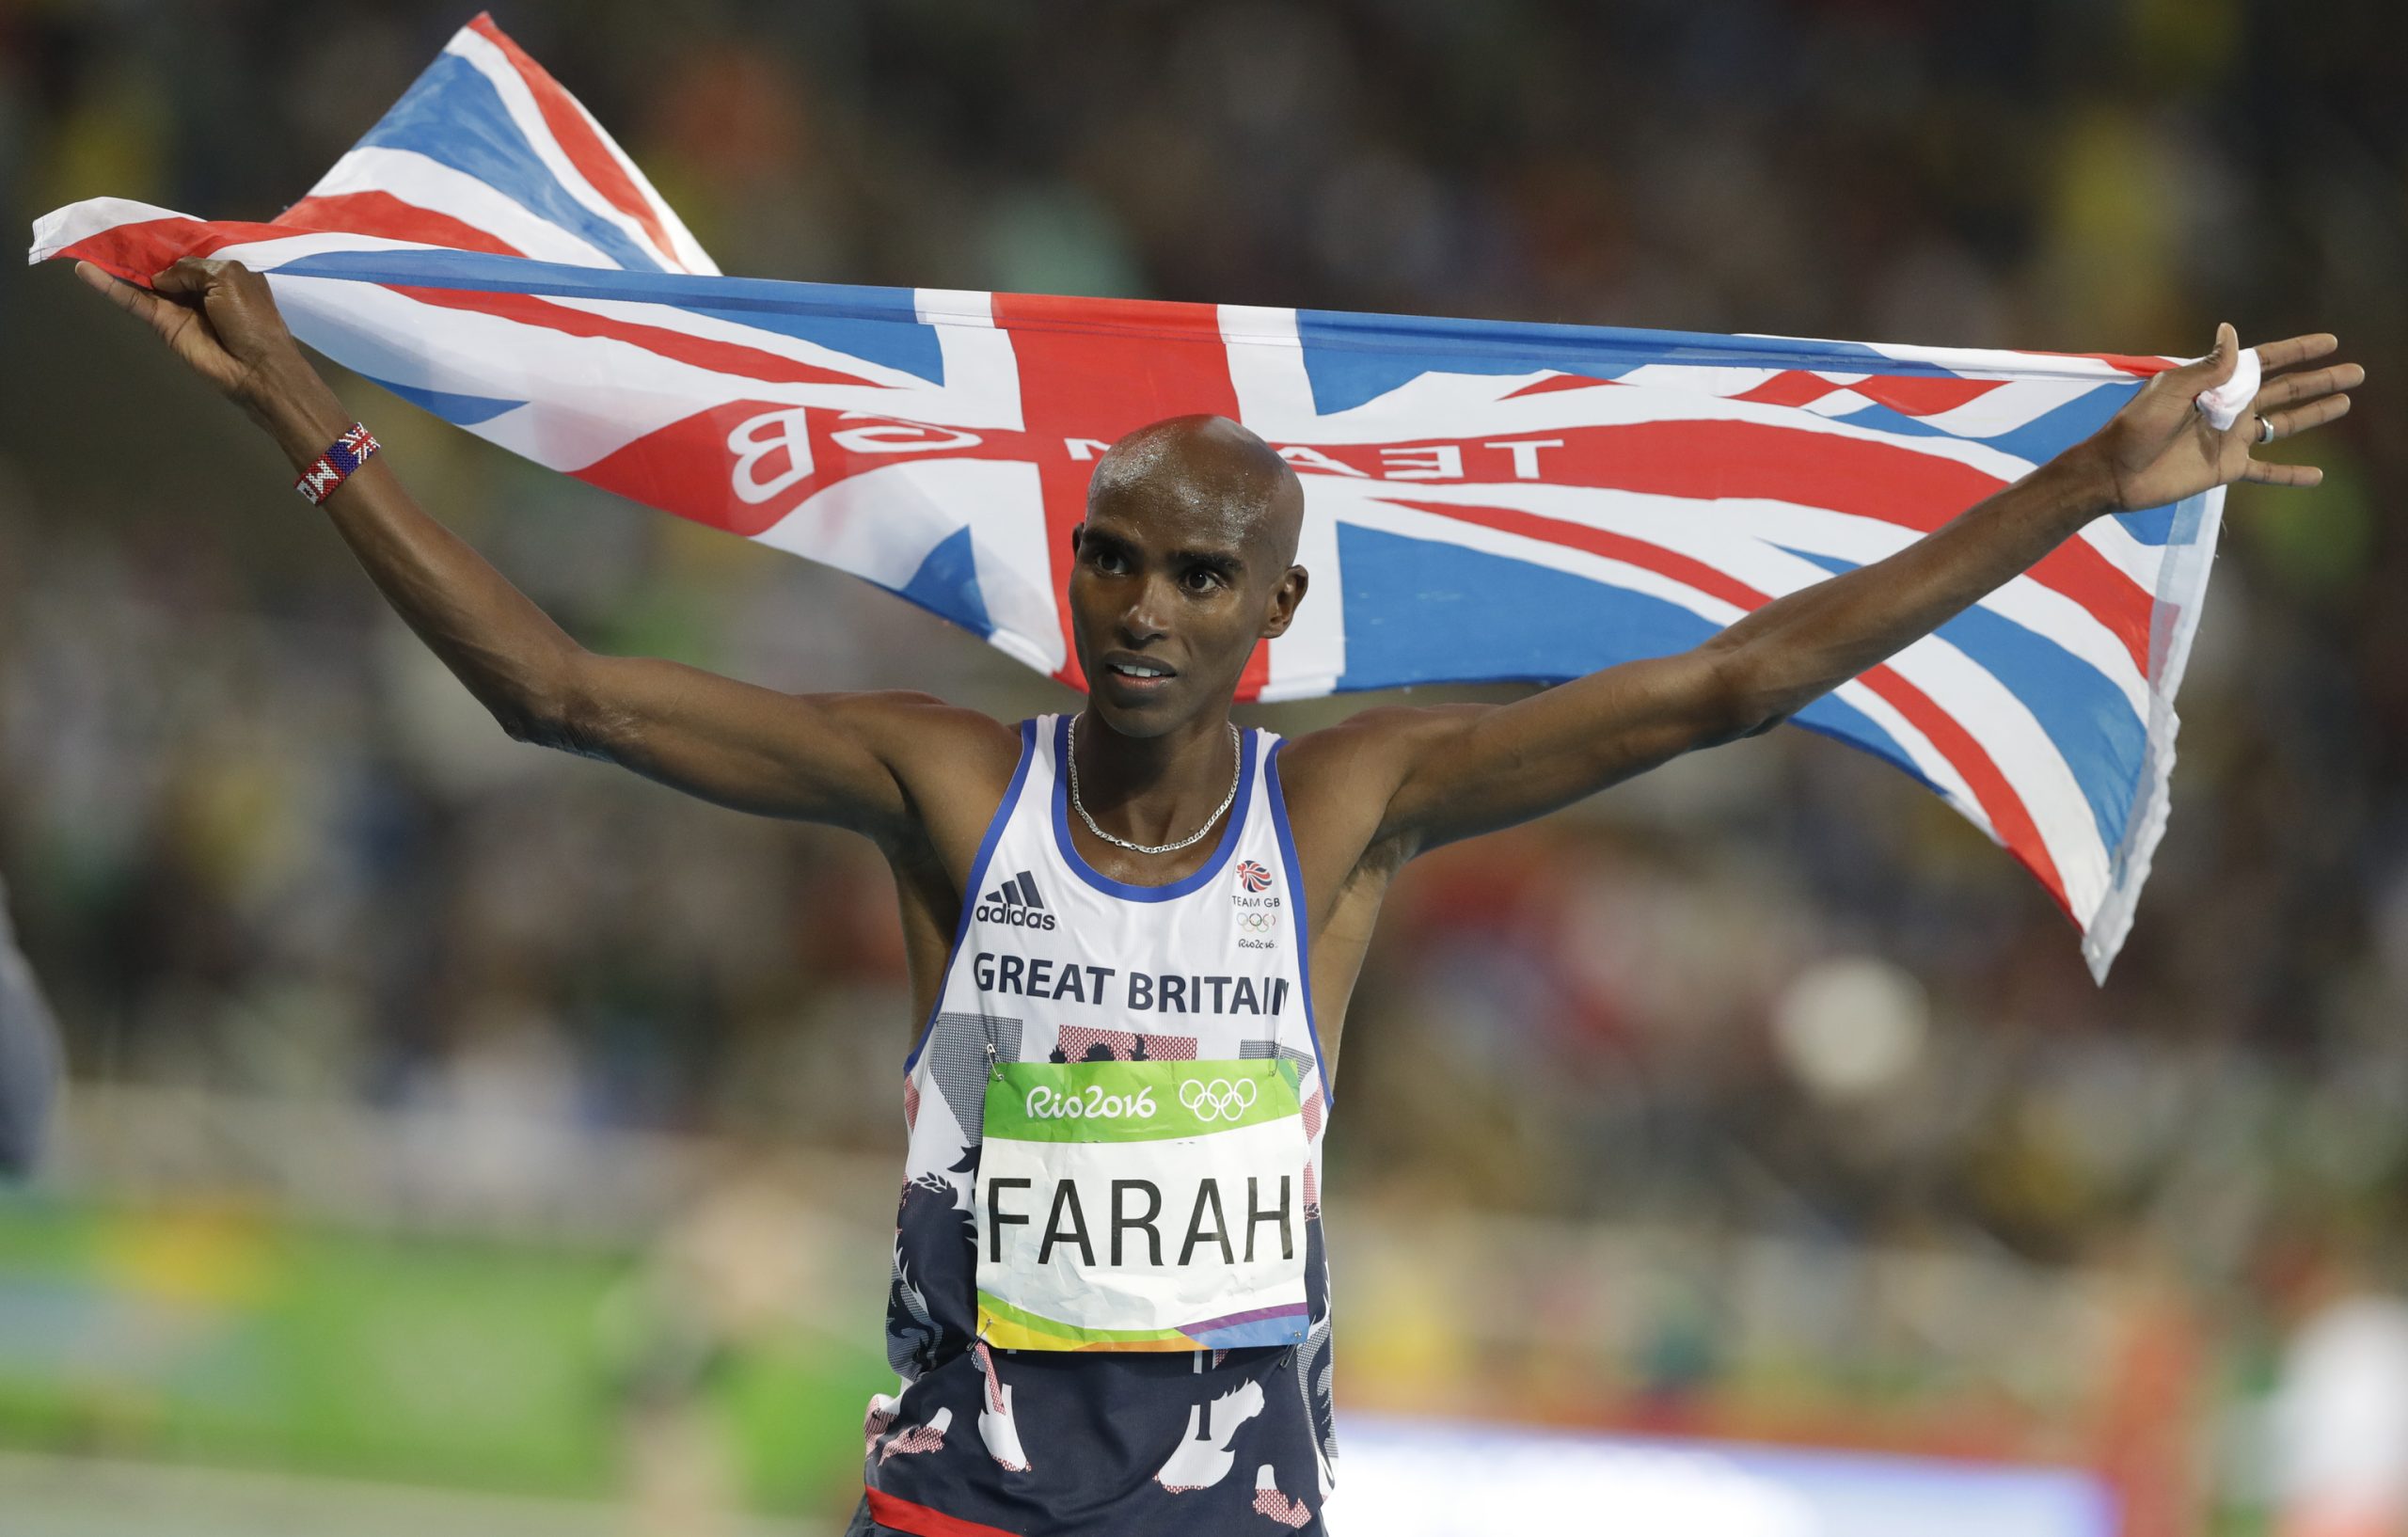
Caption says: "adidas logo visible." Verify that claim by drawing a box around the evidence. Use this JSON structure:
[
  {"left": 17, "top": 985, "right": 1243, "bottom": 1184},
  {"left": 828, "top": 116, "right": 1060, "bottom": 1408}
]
[{"left": 974, "top": 870, "right": 1058, "bottom": 930}]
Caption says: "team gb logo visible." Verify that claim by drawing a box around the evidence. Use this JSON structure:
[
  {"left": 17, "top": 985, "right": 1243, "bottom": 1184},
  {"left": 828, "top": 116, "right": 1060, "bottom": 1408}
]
[{"left": 1236, "top": 860, "right": 1275, "bottom": 893}]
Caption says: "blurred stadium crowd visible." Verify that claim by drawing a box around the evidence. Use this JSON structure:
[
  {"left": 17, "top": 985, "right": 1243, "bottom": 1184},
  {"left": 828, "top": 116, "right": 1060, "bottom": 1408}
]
[{"left": 0, "top": 1, "right": 2401, "bottom": 1529}]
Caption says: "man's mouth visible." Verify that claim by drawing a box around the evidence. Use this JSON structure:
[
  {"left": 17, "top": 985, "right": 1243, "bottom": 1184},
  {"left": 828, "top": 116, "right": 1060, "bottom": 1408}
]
[{"left": 1100, "top": 656, "right": 1179, "bottom": 693}]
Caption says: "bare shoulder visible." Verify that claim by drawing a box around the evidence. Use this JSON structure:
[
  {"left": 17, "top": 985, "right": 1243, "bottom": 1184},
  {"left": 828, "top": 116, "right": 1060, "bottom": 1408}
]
[
  {"left": 826, "top": 689, "right": 1023, "bottom": 771},
  {"left": 1273, "top": 702, "right": 1487, "bottom": 875},
  {"left": 1276, "top": 702, "right": 1479, "bottom": 792},
  {"left": 832, "top": 689, "right": 1026, "bottom": 817},
  {"left": 828, "top": 693, "right": 1025, "bottom": 877}
]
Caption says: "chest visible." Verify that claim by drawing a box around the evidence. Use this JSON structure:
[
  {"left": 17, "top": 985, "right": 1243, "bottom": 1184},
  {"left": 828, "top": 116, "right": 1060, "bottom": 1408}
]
[
  {"left": 958, "top": 812, "right": 1298, "bottom": 1052},
  {"left": 896, "top": 715, "right": 1392, "bottom": 1088}
]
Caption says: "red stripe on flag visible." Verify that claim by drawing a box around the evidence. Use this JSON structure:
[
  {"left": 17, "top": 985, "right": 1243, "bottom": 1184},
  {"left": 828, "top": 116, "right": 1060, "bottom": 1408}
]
[
  {"left": 1847, "top": 374, "right": 2009, "bottom": 416},
  {"left": 1502, "top": 372, "right": 1619, "bottom": 400},
  {"left": 1373, "top": 499, "right": 1756, "bottom": 615},
  {"left": 573, "top": 394, "right": 1029, "bottom": 542},
  {"left": 863, "top": 1488, "right": 1026, "bottom": 1537},
  {"left": 2053, "top": 351, "right": 2174, "bottom": 377},
  {"left": 571, "top": 396, "right": 798, "bottom": 537},
  {"left": 993, "top": 293, "right": 1236, "bottom": 344},
  {"left": 1733, "top": 371, "right": 1846, "bottom": 408},
  {"left": 273, "top": 192, "right": 527, "bottom": 258},
  {"left": 50, "top": 215, "right": 301, "bottom": 284},
  {"left": 990, "top": 293, "right": 1265, "bottom": 700},
  {"left": 467, "top": 12, "right": 686, "bottom": 269},
  {"left": 1523, "top": 419, "right": 2154, "bottom": 673},
  {"left": 1381, "top": 496, "right": 2073, "bottom": 914},
  {"left": 53, "top": 205, "right": 526, "bottom": 284},
  {"left": 1863, "top": 659, "right": 2073, "bottom": 920},
  {"left": 384, "top": 284, "right": 886, "bottom": 389}
]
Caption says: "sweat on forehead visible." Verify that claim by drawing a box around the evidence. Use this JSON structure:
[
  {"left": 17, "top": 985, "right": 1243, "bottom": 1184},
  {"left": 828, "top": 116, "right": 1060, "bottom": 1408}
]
[{"left": 1087, "top": 414, "right": 1303, "bottom": 561}]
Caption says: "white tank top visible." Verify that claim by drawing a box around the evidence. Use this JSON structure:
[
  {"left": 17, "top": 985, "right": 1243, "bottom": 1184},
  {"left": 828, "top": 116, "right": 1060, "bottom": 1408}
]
[
  {"left": 866, "top": 713, "right": 1339, "bottom": 1532},
  {"left": 908, "top": 712, "right": 1327, "bottom": 1159}
]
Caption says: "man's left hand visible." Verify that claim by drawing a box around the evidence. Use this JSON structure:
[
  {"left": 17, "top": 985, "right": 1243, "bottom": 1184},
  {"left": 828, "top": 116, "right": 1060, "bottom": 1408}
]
[{"left": 2083, "top": 324, "right": 2361, "bottom": 515}]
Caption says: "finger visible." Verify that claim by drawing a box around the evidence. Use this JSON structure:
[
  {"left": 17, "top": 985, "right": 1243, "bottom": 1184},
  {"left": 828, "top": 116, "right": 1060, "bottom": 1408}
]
[
  {"left": 2254, "top": 362, "right": 2364, "bottom": 412},
  {"left": 151, "top": 258, "right": 210, "bottom": 297},
  {"left": 2240, "top": 459, "right": 2323, "bottom": 488},
  {"left": 2251, "top": 333, "right": 2339, "bottom": 373},
  {"left": 72, "top": 260, "right": 123, "bottom": 296},
  {"left": 78, "top": 261, "right": 166, "bottom": 323},
  {"left": 2264, "top": 393, "right": 2352, "bottom": 438}
]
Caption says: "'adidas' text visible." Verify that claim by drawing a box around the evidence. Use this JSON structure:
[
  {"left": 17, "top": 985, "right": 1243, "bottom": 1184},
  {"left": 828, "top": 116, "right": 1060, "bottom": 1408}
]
[{"left": 975, "top": 870, "right": 1059, "bottom": 931}]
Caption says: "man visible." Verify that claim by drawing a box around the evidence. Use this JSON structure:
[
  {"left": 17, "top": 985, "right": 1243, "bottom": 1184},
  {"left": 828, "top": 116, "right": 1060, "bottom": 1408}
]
[
  {"left": 76, "top": 254, "right": 2355, "bottom": 1536},
  {"left": 0, "top": 870, "right": 62, "bottom": 1179}
]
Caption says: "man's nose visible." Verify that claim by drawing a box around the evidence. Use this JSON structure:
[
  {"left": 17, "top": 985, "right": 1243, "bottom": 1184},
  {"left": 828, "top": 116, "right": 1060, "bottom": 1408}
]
[{"left": 1117, "top": 575, "right": 1173, "bottom": 642}]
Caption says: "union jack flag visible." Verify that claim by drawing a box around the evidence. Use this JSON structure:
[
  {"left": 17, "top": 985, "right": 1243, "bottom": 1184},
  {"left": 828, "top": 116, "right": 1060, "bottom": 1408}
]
[{"left": 28, "top": 13, "right": 2226, "bottom": 980}]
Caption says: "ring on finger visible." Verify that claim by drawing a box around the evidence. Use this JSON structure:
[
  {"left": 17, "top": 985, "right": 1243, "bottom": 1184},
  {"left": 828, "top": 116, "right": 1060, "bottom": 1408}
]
[{"left": 2256, "top": 414, "right": 2276, "bottom": 445}]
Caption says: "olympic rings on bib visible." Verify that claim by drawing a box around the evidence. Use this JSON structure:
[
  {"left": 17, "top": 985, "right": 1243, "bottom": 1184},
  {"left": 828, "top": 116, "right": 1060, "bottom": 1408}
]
[{"left": 1180, "top": 1076, "right": 1259, "bottom": 1122}]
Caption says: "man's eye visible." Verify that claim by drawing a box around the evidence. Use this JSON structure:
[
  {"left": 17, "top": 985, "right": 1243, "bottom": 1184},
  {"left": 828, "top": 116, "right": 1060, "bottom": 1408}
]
[{"left": 1185, "top": 568, "right": 1221, "bottom": 591}]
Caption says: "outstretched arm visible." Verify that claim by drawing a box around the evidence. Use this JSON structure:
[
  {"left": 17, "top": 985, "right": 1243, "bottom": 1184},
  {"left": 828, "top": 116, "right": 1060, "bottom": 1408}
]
[
  {"left": 1338, "top": 326, "right": 2361, "bottom": 860},
  {"left": 78, "top": 257, "right": 1012, "bottom": 843}
]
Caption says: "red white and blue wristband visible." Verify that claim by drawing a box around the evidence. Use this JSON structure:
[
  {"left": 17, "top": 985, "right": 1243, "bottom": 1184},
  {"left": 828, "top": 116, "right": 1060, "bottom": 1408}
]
[{"left": 294, "top": 423, "right": 380, "bottom": 505}]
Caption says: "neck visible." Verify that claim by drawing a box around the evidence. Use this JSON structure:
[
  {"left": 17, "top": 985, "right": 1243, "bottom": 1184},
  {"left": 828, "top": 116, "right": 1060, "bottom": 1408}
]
[{"left": 1072, "top": 706, "right": 1238, "bottom": 847}]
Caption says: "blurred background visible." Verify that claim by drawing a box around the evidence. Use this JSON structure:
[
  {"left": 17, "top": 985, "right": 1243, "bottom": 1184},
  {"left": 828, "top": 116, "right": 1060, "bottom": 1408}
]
[{"left": 0, "top": 1, "right": 2400, "bottom": 1533}]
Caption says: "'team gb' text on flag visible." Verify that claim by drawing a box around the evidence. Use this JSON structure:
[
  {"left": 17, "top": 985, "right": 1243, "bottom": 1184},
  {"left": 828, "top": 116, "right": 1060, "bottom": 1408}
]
[{"left": 29, "top": 13, "right": 2225, "bottom": 980}]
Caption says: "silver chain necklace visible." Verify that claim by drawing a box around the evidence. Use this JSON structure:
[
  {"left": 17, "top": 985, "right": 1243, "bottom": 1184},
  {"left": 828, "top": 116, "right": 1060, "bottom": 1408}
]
[{"left": 1067, "top": 712, "right": 1241, "bottom": 857}]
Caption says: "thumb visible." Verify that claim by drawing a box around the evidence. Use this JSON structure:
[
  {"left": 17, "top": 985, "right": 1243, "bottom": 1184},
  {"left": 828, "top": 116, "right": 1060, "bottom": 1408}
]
[
  {"left": 72, "top": 260, "right": 125, "bottom": 296},
  {"left": 2175, "top": 322, "right": 2240, "bottom": 388},
  {"left": 150, "top": 256, "right": 222, "bottom": 299}
]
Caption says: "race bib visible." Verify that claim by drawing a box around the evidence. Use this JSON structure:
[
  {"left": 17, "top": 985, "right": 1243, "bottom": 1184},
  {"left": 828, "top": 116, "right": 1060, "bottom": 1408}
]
[{"left": 974, "top": 1057, "right": 1309, "bottom": 1352}]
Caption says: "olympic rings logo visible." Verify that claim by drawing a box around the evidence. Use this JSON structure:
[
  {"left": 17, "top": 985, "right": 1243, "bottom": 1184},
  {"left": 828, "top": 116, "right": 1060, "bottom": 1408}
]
[{"left": 1180, "top": 1077, "right": 1259, "bottom": 1122}]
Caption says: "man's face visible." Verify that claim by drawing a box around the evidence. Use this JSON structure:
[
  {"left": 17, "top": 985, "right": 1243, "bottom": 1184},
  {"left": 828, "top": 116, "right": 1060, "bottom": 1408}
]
[{"left": 1067, "top": 484, "right": 1296, "bottom": 738}]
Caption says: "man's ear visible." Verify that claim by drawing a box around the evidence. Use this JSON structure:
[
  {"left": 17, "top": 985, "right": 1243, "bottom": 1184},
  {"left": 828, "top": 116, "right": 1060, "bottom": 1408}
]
[
  {"left": 1259, "top": 565, "right": 1310, "bottom": 640},
  {"left": 1068, "top": 521, "right": 1085, "bottom": 560}
]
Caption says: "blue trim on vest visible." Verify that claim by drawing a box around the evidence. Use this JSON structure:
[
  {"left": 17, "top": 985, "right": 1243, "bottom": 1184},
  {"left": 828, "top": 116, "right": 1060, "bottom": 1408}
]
[
  {"left": 902, "top": 718, "right": 1037, "bottom": 1074},
  {"left": 1263, "top": 738, "right": 1331, "bottom": 1109},
  {"left": 1050, "top": 713, "right": 1258, "bottom": 902}
]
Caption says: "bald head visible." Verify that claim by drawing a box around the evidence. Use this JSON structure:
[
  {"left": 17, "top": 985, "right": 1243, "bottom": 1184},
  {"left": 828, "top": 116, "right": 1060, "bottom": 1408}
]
[
  {"left": 1088, "top": 415, "right": 1304, "bottom": 570},
  {"left": 1069, "top": 414, "right": 1311, "bottom": 734}
]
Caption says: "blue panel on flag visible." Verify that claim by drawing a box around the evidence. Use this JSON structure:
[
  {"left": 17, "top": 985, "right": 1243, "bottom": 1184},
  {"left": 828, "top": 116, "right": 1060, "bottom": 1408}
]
[
  {"left": 1335, "top": 524, "right": 1926, "bottom": 785},
  {"left": 1785, "top": 548, "right": 2143, "bottom": 856},
  {"left": 356, "top": 52, "right": 664, "bottom": 274},
  {"left": 270, "top": 248, "right": 947, "bottom": 388},
  {"left": 1336, "top": 522, "right": 1719, "bottom": 686},
  {"left": 368, "top": 376, "right": 524, "bottom": 426},
  {"left": 2113, "top": 501, "right": 2180, "bottom": 544},
  {"left": 1816, "top": 382, "right": 2131, "bottom": 472},
  {"left": 670, "top": 300, "right": 947, "bottom": 387},
  {"left": 895, "top": 526, "right": 993, "bottom": 638},
  {"left": 1983, "top": 385, "right": 2134, "bottom": 480},
  {"left": 1836, "top": 376, "right": 2193, "bottom": 548},
  {"left": 1295, "top": 319, "right": 1605, "bottom": 417},
  {"left": 1294, "top": 309, "right": 1961, "bottom": 416},
  {"left": 1789, "top": 694, "right": 1943, "bottom": 799},
  {"left": 2147, "top": 487, "right": 2214, "bottom": 558}
]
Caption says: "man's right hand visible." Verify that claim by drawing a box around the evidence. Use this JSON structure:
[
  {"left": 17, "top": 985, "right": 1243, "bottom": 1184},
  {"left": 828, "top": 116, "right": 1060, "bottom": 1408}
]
[
  {"left": 73, "top": 252, "right": 1019, "bottom": 871},
  {"left": 78, "top": 257, "right": 304, "bottom": 399},
  {"left": 77, "top": 257, "right": 349, "bottom": 466}
]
